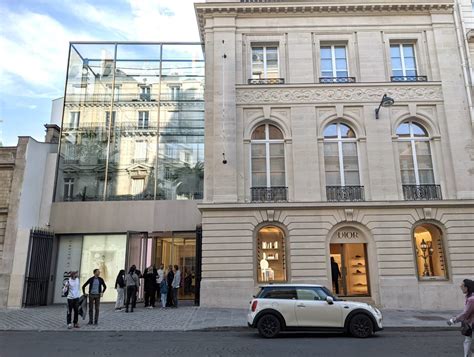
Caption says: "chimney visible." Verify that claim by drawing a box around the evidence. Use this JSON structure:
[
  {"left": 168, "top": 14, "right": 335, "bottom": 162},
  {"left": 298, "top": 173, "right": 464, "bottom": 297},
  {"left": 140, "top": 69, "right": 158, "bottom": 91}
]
[{"left": 44, "top": 124, "right": 60, "bottom": 144}]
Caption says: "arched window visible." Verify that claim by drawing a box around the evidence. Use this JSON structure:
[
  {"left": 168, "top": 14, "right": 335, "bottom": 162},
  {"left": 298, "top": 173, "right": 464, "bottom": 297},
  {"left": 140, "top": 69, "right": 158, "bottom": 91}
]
[
  {"left": 251, "top": 124, "right": 286, "bottom": 201},
  {"left": 323, "top": 122, "right": 362, "bottom": 201},
  {"left": 396, "top": 121, "right": 434, "bottom": 185},
  {"left": 413, "top": 224, "right": 447, "bottom": 279},
  {"left": 257, "top": 226, "right": 286, "bottom": 283}
]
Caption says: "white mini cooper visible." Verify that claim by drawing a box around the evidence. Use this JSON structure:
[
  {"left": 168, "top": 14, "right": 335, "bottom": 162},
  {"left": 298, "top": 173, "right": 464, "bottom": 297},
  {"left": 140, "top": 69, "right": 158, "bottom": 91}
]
[{"left": 247, "top": 284, "right": 383, "bottom": 338}]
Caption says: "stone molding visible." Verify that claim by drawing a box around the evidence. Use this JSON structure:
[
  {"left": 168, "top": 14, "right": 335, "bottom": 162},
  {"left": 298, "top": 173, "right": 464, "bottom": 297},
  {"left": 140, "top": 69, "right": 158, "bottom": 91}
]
[{"left": 236, "top": 84, "right": 443, "bottom": 105}]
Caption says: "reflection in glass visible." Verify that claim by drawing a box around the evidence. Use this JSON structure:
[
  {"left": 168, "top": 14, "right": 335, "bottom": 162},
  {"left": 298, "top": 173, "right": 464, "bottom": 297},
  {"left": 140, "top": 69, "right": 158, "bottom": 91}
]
[{"left": 55, "top": 43, "right": 204, "bottom": 202}]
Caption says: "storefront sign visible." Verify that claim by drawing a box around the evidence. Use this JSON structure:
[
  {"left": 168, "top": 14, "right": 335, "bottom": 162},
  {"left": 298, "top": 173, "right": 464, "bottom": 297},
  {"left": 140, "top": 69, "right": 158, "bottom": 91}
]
[
  {"left": 331, "top": 229, "right": 366, "bottom": 243},
  {"left": 337, "top": 231, "right": 359, "bottom": 239}
]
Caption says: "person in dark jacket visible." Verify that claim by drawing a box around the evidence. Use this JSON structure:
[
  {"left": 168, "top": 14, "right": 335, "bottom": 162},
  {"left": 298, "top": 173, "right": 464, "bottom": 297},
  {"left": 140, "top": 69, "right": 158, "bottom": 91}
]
[
  {"left": 143, "top": 266, "right": 157, "bottom": 308},
  {"left": 330, "top": 257, "right": 342, "bottom": 294},
  {"left": 166, "top": 265, "right": 174, "bottom": 307},
  {"left": 114, "top": 269, "right": 125, "bottom": 311},
  {"left": 82, "top": 269, "right": 107, "bottom": 325}
]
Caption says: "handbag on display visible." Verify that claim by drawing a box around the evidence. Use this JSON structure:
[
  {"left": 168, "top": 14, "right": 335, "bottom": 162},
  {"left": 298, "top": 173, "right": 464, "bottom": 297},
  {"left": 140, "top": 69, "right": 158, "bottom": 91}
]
[{"left": 461, "top": 321, "right": 473, "bottom": 337}]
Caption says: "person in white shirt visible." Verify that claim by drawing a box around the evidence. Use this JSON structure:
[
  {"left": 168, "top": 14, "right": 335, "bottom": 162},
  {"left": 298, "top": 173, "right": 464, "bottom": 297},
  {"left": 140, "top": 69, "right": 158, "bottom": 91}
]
[
  {"left": 156, "top": 264, "right": 164, "bottom": 305},
  {"left": 64, "top": 271, "right": 81, "bottom": 329},
  {"left": 172, "top": 265, "right": 181, "bottom": 308}
]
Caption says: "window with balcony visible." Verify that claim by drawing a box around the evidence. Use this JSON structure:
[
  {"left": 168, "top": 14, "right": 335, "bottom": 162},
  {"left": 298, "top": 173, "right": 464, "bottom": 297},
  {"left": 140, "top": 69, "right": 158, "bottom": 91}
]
[
  {"left": 251, "top": 124, "right": 287, "bottom": 202},
  {"left": 250, "top": 46, "right": 283, "bottom": 84},
  {"left": 413, "top": 223, "right": 447, "bottom": 280},
  {"left": 140, "top": 86, "right": 151, "bottom": 101},
  {"left": 320, "top": 45, "right": 354, "bottom": 83},
  {"left": 63, "top": 178, "right": 75, "bottom": 201},
  {"left": 69, "top": 112, "right": 80, "bottom": 129},
  {"left": 138, "top": 111, "right": 149, "bottom": 129},
  {"left": 390, "top": 43, "right": 426, "bottom": 82},
  {"left": 397, "top": 121, "right": 441, "bottom": 200},
  {"left": 323, "top": 122, "right": 363, "bottom": 201}
]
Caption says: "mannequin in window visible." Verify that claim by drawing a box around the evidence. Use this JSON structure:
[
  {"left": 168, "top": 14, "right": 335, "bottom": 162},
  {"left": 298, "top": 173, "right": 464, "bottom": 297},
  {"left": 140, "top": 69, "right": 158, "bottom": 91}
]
[
  {"left": 331, "top": 257, "right": 342, "bottom": 294},
  {"left": 260, "top": 258, "right": 274, "bottom": 282}
]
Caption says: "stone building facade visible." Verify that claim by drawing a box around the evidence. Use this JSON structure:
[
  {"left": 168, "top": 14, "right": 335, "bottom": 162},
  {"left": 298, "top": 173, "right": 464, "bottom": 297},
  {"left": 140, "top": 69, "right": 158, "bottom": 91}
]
[{"left": 195, "top": 0, "right": 474, "bottom": 309}]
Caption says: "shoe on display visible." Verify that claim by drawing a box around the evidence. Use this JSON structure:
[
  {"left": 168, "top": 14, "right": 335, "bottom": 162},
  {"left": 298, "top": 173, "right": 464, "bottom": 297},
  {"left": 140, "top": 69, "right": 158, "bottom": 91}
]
[{"left": 356, "top": 270, "right": 363, "bottom": 274}]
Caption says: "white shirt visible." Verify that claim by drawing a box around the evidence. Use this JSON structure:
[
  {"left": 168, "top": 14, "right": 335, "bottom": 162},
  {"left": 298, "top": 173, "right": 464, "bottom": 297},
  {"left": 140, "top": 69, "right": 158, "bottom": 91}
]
[
  {"left": 157, "top": 269, "right": 164, "bottom": 284},
  {"left": 67, "top": 278, "right": 81, "bottom": 299}
]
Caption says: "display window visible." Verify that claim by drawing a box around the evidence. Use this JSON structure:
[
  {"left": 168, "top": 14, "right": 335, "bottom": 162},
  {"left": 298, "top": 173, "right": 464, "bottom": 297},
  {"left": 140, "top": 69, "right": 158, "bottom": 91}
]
[
  {"left": 80, "top": 235, "right": 127, "bottom": 302},
  {"left": 413, "top": 224, "right": 447, "bottom": 279},
  {"left": 257, "top": 226, "right": 287, "bottom": 283},
  {"left": 330, "top": 243, "right": 369, "bottom": 296}
]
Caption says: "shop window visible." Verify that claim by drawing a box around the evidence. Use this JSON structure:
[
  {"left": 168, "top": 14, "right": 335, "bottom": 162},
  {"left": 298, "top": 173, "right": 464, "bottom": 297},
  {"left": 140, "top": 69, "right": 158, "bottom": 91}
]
[
  {"left": 413, "top": 224, "right": 447, "bottom": 279},
  {"left": 257, "top": 226, "right": 286, "bottom": 283}
]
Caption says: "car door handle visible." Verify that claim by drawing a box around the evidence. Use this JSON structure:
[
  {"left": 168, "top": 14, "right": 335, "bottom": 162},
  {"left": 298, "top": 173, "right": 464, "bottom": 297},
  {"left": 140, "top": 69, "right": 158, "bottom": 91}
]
[{"left": 297, "top": 303, "right": 306, "bottom": 307}]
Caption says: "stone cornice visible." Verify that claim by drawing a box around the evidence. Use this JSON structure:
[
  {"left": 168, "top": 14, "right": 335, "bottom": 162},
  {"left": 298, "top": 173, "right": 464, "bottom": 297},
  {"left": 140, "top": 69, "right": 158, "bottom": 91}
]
[
  {"left": 195, "top": 1, "right": 454, "bottom": 40},
  {"left": 235, "top": 82, "right": 443, "bottom": 105}
]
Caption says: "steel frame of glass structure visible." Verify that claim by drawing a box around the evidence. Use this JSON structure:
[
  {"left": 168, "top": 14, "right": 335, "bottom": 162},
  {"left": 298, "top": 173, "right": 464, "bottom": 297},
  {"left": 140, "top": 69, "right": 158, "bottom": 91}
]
[{"left": 54, "top": 42, "right": 205, "bottom": 202}]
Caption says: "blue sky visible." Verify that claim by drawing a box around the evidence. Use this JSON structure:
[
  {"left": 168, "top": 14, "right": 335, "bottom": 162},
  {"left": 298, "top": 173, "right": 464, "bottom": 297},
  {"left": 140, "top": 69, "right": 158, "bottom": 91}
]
[{"left": 0, "top": 0, "right": 202, "bottom": 146}]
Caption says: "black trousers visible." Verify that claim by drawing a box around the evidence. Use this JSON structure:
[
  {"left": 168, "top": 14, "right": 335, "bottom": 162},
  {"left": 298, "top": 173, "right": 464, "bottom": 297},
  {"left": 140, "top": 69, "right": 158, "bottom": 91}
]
[
  {"left": 126, "top": 286, "right": 137, "bottom": 310},
  {"left": 88, "top": 294, "right": 100, "bottom": 323},
  {"left": 144, "top": 288, "right": 155, "bottom": 307},
  {"left": 166, "top": 284, "right": 174, "bottom": 307},
  {"left": 333, "top": 279, "right": 340, "bottom": 294},
  {"left": 67, "top": 298, "right": 79, "bottom": 324}
]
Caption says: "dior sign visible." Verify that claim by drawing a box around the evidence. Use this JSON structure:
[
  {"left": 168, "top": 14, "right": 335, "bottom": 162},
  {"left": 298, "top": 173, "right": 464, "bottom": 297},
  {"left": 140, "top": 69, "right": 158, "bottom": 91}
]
[
  {"left": 236, "top": 85, "right": 443, "bottom": 105},
  {"left": 337, "top": 231, "right": 359, "bottom": 239}
]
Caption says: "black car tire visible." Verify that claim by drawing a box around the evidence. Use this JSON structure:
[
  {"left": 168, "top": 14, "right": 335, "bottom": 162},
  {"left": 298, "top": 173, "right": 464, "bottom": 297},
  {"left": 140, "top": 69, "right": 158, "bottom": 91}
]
[
  {"left": 257, "top": 314, "right": 281, "bottom": 338},
  {"left": 349, "top": 314, "right": 373, "bottom": 338}
]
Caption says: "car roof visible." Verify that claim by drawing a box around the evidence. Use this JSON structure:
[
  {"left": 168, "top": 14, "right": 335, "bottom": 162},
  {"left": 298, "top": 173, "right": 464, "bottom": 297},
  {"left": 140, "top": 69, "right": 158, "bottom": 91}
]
[{"left": 259, "top": 284, "right": 324, "bottom": 288}]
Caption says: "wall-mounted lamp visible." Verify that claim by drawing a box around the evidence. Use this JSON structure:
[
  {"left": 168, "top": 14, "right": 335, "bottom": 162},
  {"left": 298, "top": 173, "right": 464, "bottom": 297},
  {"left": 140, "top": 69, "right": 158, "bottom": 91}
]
[{"left": 375, "top": 94, "right": 395, "bottom": 119}]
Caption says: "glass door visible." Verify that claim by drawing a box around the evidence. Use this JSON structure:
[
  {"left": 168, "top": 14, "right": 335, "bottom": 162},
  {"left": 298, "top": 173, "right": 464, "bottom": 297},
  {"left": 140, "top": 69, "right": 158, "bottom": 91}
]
[{"left": 126, "top": 231, "right": 152, "bottom": 300}]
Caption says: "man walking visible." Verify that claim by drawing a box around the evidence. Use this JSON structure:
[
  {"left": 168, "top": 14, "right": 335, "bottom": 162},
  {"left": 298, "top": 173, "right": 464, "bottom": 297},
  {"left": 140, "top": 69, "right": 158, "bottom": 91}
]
[
  {"left": 64, "top": 271, "right": 81, "bottom": 329},
  {"left": 331, "top": 257, "right": 342, "bottom": 295},
  {"left": 172, "top": 265, "right": 181, "bottom": 308},
  {"left": 82, "top": 269, "right": 107, "bottom": 325}
]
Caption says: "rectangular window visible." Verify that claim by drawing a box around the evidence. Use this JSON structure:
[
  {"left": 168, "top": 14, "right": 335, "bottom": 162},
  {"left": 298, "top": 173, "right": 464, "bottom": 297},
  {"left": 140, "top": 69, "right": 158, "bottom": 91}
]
[
  {"left": 107, "top": 85, "right": 120, "bottom": 101},
  {"left": 134, "top": 140, "right": 147, "bottom": 161},
  {"left": 105, "top": 111, "right": 116, "bottom": 128},
  {"left": 320, "top": 45, "right": 348, "bottom": 79},
  {"left": 140, "top": 86, "right": 151, "bottom": 101},
  {"left": 251, "top": 46, "right": 279, "bottom": 79},
  {"left": 131, "top": 178, "right": 145, "bottom": 196},
  {"left": 69, "top": 112, "right": 80, "bottom": 129},
  {"left": 138, "top": 111, "right": 149, "bottom": 129},
  {"left": 390, "top": 43, "right": 417, "bottom": 78},
  {"left": 63, "top": 178, "right": 74, "bottom": 200}
]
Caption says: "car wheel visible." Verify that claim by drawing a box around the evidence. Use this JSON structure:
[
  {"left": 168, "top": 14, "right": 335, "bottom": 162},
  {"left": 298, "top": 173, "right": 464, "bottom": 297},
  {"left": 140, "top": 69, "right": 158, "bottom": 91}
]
[
  {"left": 349, "top": 314, "right": 373, "bottom": 338},
  {"left": 257, "top": 314, "right": 281, "bottom": 338}
]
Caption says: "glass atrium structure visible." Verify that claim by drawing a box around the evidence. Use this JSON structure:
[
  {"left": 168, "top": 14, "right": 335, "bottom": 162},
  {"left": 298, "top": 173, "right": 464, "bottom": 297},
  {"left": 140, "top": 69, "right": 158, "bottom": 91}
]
[{"left": 55, "top": 43, "right": 204, "bottom": 201}]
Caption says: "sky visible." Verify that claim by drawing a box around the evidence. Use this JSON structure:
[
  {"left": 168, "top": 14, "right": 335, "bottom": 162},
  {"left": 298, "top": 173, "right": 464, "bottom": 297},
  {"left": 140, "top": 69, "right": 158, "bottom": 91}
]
[{"left": 0, "top": 0, "right": 203, "bottom": 146}]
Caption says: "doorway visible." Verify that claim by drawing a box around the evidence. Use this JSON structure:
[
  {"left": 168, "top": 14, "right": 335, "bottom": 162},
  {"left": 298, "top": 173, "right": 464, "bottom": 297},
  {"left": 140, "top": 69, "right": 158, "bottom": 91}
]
[{"left": 330, "top": 243, "right": 370, "bottom": 297}]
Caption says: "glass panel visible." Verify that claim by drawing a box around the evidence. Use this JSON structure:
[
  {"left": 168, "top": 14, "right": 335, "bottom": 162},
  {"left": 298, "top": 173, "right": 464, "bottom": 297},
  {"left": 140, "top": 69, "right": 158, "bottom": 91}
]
[
  {"left": 257, "top": 227, "right": 286, "bottom": 283},
  {"left": 321, "top": 59, "right": 333, "bottom": 72},
  {"left": 325, "top": 171, "right": 341, "bottom": 186},
  {"left": 403, "top": 44, "right": 415, "bottom": 57},
  {"left": 252, "top": 143, "right": 267, "bottom": 187},
  {"left": 396, "top": 122, "right": 411, "bottom": 137},
  {"left": 269, "top": 143, "right": 284, "bottom": 156},
  {"left": 414, "top": 225, "right": 447, "bottom": 279},
  {"left": 323, "top": 124, "right": 338, "bottom": 138},
  {"left": 418, "top": 170, "right": 435, "bottom": 184},
  {"left": 335, "top": 59, "right": 347, "bottom": 71},
  {"left": 268, "top": 125, "right": 283, "bottom": 140},
  {"left": 252, "top": 125, "right": 266, "bottom": 140},
  {"left": 340, "top": 124, "right": 355, "bottom": 138},
  {"left": 270, "top": 157, "right": 285, "bottom": 172},
  {"left": 320, "top": 47, "right": 332, "bottom": 59},
  {"left": 390, "top": 45, "right": 400, "bottom": 57},
  {"left": 162, "top": 44, "right": 203, "bottom": 61},
  {"left": 404, "top": 57, "right": 416, "bottom": 70},
  {"left": 344, "top": 171, "right": 360, "bottom": 186},
  {"left": 412, "top": 122, "right": 428, "bottom": 137},
  {"left": 391, "top": 58, "right": 402, "bottom": 70},
  {"left": 324, "top": 142, "right": 341, "bottom": 185},
  {"left": 405, "top": 70, "right": 417, "bottom": 77},
  {"left": 335, "top": 46, "right": 346, "bottom": 59},
  {"left": 392, "top": 70, "right": 404, "bottom": 77},
  {"left": 80, "top": 235, "right": 127, "bottom": 302}
]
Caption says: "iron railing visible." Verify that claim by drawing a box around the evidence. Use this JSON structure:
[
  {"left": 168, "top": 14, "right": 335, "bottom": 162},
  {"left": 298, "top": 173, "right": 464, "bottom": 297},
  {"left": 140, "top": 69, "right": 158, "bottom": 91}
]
[
  {"left": 319, "top": 77, "right": 356, "bottom": 84},
  {"left": 248, "top": 78, "right": 285, "bottom": 85},
  {"left": 391, "top": 76, "right": 428, "bottom": 82},
  {"left": 402, "top": 185, "right": 442, "bottom": 200},
  {"left": 326, "top": 186, "right": 365, "bottom": 202},
  {"left": 251, "top": 187, "right": 288, "bottom": 202}
]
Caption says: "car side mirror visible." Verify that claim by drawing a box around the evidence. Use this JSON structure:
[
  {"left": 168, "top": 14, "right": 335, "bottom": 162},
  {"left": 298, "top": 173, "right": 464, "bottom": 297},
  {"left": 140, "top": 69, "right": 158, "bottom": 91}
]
[{"left": 326, "top": 296, "right": 334, "bottom": 305}]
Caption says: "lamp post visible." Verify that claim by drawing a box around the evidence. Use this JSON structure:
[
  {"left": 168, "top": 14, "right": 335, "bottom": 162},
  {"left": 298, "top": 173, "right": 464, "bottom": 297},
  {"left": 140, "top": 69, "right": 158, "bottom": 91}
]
[
  {"left": 416, "top": 239, "right": 434, "bottom": 276},
  {"left": 375, "top": 94, "right": 395, "bottom": 119}
]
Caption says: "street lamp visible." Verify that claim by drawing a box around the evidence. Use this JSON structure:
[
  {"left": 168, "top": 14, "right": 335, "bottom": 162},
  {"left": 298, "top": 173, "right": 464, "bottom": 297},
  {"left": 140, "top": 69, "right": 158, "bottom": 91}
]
[
  {"left": 375, "top": 94, "right": 395, "bottom": 119},
  {"left": 416, "top": 239, "right": 434, "bottom": 277}
]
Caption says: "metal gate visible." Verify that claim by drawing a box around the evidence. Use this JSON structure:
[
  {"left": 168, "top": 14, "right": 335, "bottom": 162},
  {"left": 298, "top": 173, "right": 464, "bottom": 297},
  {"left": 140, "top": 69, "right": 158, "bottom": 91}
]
[{"left": 23, "top": 228, "right": 54, "bottom": 307}]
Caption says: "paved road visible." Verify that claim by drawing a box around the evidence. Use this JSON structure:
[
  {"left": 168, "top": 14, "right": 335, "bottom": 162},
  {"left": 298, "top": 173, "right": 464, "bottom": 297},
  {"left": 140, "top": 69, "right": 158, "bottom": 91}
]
[{"left": 0, "top": 330, "right": 465, "bottom": 357}]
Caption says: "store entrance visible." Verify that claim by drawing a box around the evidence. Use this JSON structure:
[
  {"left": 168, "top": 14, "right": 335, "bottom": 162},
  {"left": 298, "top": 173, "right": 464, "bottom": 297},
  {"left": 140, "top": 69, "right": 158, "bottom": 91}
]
[{"left": 330, "top": 243, "right": 370, "bottom": 297}]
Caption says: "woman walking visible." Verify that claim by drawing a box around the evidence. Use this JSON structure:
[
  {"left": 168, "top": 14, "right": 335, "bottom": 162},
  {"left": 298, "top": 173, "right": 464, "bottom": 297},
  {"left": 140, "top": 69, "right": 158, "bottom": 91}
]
[
  {"left": 114, "top": 269, "right": 125, "bottom": 311},
  {"left": 448, "top": 279, "right": 474, "bottom": 357},
  {"left": 125, "top": 265, "right": 140, "bottom": 313}
]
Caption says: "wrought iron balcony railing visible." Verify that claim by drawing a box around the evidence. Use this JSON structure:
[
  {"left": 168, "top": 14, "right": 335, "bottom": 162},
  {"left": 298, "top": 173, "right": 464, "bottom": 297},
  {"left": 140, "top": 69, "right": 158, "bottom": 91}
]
[
  {"left": 319, "top": 77, "right": 356, "bottom": 84},
  {"left": 391, "top": 76, "right": 428, "bottom": 82},
  {"left": 402, "top": 185, "right": 442, "bottom": 201},
  {"left": 248, "top": 78, "right": 285, "bottom": 85},
  {"left": 326, "top": 186, "right": 365, "bottom": 202},
  {"left": 251, "top": 187, "right": 288, "bottom": 202}
]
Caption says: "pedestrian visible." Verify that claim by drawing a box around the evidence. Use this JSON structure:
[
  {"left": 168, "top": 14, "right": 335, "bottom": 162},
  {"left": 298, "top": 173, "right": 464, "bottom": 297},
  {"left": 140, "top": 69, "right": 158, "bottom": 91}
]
[
  {"left": 166, "top": 265, "right": 174, "bottom": 307},
  {"left": 160, "top": 276, "right": 168, "bottom": 309},
  {"left": 63, "top": 271, "right": 81, "bottom": 329},
  {"left": 330, "top": 257, "right": 342, "bottom": 295},
  {"left": 115, "top": 269, "right": 126, "bottom": 311},
  {"left": 172, "top": 265, "right": 181, "bottom": 308},
  {"left": 133, "top": 266, "right": 142, "bottom": 309},
  {"left": 156, "top": 263, "right": 164, "bottom": 305},
  {"left": 125, "top": 265, "right": 140, "bottom": 313},
  {"left": 144, "top": 265, "right": 156, "bottom": 308},
  {"left": 448, "top": 279, "right": 474, "bottom": 357},
  {"left": 82, "top": 269, "right": 107, "bottom": 325}
]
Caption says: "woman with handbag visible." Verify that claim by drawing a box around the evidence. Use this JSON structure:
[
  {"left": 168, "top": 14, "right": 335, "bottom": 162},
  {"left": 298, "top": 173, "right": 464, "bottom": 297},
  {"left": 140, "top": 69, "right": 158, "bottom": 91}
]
[{"left": 448, "top": 279, "right": 474, "bottom": 357}]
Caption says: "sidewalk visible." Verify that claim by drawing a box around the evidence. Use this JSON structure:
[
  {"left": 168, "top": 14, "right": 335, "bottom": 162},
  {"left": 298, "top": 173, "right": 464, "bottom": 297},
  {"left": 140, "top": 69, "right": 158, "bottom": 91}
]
[{"left": 0, "top": 303, "right": 460, "bottom": 332}]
